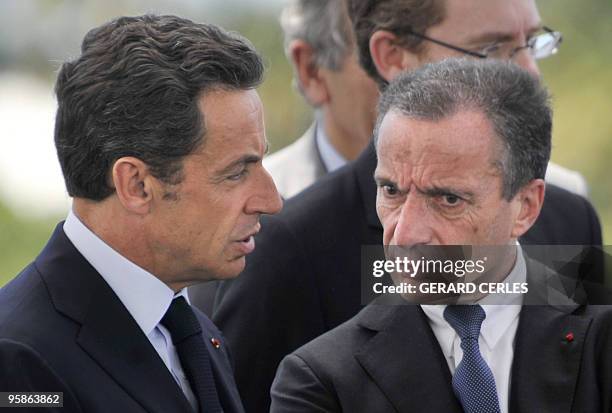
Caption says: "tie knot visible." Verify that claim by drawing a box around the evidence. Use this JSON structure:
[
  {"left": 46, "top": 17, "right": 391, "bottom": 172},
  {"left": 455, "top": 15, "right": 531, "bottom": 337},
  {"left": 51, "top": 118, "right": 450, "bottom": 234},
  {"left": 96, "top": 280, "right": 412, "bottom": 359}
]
[
  {"left": 443, "top": 304, "right": 486, "bottom": 340},
  {"left": 161, "top": 296, "right": 202, "bottom": 344}
]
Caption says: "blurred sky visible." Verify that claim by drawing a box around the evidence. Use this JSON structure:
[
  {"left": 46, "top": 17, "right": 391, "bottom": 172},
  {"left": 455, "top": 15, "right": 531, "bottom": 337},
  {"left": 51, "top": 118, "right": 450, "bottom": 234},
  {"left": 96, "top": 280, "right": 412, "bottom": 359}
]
[{"left": 0, "top": 72, "right": 64, "bottom": 217}]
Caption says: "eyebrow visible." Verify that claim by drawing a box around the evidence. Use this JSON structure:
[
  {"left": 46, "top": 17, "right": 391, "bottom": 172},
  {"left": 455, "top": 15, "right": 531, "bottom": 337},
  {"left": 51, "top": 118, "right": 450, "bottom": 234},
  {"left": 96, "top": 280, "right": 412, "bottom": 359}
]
[
  {"left": 374, "top": 176, "right": 474, "bottom": 200},
  {"left": 216, "top": 154, "right": 262, "bottom": 177},
  {"left": 215, "top": 139, "right": 270, "bottom": 177},
  {"left": 374, "top": 176, "right": 400, "bottom": 189},
  {"left": 465, "top": 24, "right": 543, "bottom": 45},
  {"left": 420, "top": 186, "right": 475, "bottom": 201},
  {"left": 466, "top": 31, "right": 514, "bottom": 46}
]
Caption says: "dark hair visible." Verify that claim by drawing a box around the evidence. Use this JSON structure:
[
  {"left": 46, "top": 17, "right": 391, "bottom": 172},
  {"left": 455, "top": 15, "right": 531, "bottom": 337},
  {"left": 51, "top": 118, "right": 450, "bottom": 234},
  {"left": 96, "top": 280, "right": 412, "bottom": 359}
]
[
  {"left": 375, "top": 58, "right": 552, "bottom": 200},
  {"left": 346, "top": 0, "right": 445, "bottom": 88},
  {"left": 54, "top": 14, "right": 264, "bottom": 201}
]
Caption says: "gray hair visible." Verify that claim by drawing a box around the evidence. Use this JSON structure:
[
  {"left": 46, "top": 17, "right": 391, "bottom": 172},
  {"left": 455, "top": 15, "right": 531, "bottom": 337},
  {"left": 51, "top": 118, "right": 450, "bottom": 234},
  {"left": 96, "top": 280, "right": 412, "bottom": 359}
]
[
  {"left": 280, "top": 0, "right": 353, "bottom": 71},
  {"left": 375, "top": 58, "right": 552, "bottom": 200}
]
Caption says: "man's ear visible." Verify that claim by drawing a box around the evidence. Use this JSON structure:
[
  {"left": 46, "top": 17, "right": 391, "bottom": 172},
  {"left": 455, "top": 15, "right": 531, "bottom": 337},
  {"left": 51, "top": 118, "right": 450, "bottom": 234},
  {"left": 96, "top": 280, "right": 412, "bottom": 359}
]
[
  {"left": 369, "top": 30, "right": 421, "bottom": 83},
  {"left": 111, "top": 157, "right": 156, "bottom": 215},
  {"left": 510, "top": 179, "right": 546, "bottom": 238},
  {"left": 288, "top": 39, "right": 330, "bottom": 106}
]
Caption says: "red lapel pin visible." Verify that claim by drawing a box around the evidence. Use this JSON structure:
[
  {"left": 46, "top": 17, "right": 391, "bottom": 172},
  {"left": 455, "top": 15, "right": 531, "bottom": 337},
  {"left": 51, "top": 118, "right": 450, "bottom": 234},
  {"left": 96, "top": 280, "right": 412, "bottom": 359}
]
[
  {"left": 211, "top": 337, "right": 221, "bottom": 349},
  {"left": 564, "top": 332, "right": 574, "bottom": 343}
]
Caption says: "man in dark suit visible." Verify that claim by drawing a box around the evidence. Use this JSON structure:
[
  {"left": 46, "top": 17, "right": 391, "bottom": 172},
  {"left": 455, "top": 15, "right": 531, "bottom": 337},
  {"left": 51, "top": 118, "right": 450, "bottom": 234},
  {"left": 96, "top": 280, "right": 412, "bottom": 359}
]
[
  {"left": 0, "top": 15, "right": 281, "bottom": 412},
  {"left": 207, "top": 1, "right": 604, "bottom": 412},
  {"left": 271, "top": 58, "right": 611, "bottom": 413},
  {"left": 272, "top": 290, "right": 612, "bottom": 412}
]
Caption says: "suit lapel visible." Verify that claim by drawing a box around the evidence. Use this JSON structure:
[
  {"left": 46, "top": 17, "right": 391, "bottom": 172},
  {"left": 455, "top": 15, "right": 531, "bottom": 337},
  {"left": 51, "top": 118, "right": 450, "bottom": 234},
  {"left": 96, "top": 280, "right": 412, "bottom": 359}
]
[
  {"left": 509, "top": 259, "right": 592, "bottom": 413},
  {"left": 194, "top": 312, "right": 244, "bottom": 413},
  {"left": 78, "top": 284, "right": 194, "bottom": 413},
  {"left": 39, "top": 224, "right": 193, "bottom": 413},
  {"left": 354, "top": 305, "right": 462, "bottom": 413}
]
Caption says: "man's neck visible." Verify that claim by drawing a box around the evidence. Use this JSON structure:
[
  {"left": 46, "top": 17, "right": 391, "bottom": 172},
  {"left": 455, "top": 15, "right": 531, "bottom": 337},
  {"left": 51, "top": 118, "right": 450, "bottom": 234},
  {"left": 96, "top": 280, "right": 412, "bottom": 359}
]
[{"left": 321, "top": 112, "right": 370, "bottom": 162}]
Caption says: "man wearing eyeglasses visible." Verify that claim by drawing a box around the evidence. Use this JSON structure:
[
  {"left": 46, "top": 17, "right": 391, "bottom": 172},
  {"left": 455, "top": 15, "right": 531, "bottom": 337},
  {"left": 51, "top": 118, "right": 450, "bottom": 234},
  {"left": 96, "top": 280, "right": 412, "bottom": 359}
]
[
  {"left": 210, "top": 1, "right": 603, "bottom": 411},
  {"left": 351, "top": 0, "right": 587, "bottom": 197}
]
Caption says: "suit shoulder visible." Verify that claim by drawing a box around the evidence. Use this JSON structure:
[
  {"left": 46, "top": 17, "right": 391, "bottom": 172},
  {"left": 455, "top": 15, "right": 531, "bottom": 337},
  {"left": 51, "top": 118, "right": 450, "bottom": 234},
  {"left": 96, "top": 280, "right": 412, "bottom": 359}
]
[
  {"left": 579, "top": 305, "right": 612, "bottom": 353},
  {"left": 545, "top": 184, "right": 595, "bottom": 214},
  {"left": 286, "top": 317, "right": 363, "bottom": 383},
  {"left": 291, "top": 303, "right": 397, "bottom": 366},
  {"left": 545, "top": 184, "right": 600, "bottom": 230},
  {"left": 0, "top": 338, "right": 83, "bottom": 410},
  {"left": 0, "top": 263, "right": 51, "bottom": 332},
  {"left": 580, "top": 304, "right": 612, "bottom": 320}
]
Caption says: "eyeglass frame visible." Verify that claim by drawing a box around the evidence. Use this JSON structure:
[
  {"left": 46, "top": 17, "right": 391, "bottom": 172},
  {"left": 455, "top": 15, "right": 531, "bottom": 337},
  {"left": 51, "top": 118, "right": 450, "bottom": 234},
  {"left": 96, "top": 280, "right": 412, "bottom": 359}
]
[{"left": 402, "top": 26, "right": 562, "bottom": 60}]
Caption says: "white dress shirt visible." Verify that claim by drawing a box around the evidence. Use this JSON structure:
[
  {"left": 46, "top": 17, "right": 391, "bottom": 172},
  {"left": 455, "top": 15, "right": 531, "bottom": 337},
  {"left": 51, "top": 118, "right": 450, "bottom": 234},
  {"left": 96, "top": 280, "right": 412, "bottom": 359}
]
[
  {"left": 63, "top": 210, "right": 198, "bottom": 410},
  {"left": 421, "top": 245, "right": 526, "bottom": 413},
  {"left": 315, "top": 118, "right": 347, "bottom": 173}
]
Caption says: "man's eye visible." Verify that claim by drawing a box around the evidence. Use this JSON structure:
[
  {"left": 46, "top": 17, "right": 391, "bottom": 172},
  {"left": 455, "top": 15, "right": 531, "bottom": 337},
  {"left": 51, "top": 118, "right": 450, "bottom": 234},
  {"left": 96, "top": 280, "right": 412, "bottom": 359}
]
[
  {"left": 479, "top": 43, "right": 502, "bottom": 57},
  {"left": 227, "top": 169, "right": 247, "bottom": 181},
  {"left": 441, "top": 194, "right": 461, "bottom": 206},
  {"left": 382, "top": 184, "right": 399, "bottom": 197}
]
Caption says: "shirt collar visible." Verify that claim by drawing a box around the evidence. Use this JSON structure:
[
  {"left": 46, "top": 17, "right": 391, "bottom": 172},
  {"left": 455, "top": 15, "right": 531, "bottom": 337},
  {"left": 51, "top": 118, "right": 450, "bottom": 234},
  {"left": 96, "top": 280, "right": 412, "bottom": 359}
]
[
  {"left": 63, "top": 209, "right": 190, "bottom": 337},
  {"left": 315, "top": 116, "right": 347, "bottom": 173},
  {"left": 421, "top": 243, "right": 526, "bottom": 355}
]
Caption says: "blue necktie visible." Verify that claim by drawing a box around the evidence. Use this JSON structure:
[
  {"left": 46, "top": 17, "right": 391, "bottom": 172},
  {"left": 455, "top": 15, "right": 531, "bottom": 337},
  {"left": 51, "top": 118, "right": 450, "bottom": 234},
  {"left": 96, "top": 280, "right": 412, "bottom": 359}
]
[
  {"left": 443, "top": 305, "right": 501, "bottom": 413},
  {"left": 161, "top": 296, "right": 223, "bottom": 413}
]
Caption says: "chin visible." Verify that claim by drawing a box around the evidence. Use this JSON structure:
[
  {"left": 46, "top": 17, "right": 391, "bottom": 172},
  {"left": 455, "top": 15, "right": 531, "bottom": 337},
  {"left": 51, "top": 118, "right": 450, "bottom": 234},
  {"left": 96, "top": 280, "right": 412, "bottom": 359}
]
[
  {"left": 214, "top": 257, "right": 247, "bottom": 280},
  {"left": 182, "top": 257, "right": 246, "bottom": 283}
]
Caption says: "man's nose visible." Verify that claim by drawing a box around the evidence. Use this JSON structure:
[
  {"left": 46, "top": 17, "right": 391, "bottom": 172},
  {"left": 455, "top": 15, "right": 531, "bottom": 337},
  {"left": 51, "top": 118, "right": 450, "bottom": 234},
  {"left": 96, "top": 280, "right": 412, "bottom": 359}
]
[
  {"left": 392, "top": 194, "right": 434, "bottom": 245},
  {"left": 246, "top": 168, "right": 283, "bottom": 215},
  {"left": 512, "top": 48, "right": 540, "bottom": 78}
]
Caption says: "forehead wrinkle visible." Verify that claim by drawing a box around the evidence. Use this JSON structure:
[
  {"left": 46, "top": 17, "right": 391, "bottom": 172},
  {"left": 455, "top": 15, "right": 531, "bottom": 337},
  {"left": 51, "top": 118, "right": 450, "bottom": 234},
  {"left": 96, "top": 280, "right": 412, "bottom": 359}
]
[
  {"left": 388, "top": 145, "right": 498, "bottom": 199},
  {"left": 378, "top": 108, "right": 502, "bottom": 192}
]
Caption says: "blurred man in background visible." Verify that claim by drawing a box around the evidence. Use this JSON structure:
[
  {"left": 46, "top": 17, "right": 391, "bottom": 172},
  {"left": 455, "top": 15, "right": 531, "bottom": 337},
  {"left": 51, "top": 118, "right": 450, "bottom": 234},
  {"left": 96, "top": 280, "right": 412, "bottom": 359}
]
[
  {"left": 206, "top": 1, "right": 604, "bottom": 411},
  {"left": 270, "top": 0, "right": 587, "bottom": 198},
  {"left": 265, "top": 0, "right": 379, "bottom": 198},
  {"left": 349, "top": 0, "right": 587, "bottom": 194}
]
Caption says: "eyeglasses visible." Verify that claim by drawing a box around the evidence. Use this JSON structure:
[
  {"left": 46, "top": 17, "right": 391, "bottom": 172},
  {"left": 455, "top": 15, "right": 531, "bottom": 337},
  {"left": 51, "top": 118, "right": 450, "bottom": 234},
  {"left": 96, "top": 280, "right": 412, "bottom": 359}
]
[{"left": 405, "top": 26, "right": 562, "bottom": 61}]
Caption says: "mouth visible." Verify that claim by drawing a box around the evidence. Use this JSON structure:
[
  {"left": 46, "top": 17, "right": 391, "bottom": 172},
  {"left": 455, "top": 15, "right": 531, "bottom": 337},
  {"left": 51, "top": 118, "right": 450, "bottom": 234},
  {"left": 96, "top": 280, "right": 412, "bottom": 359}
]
[
  {"left": 234, "top": 224, "right": 260, "bottom": 255},
  {"left": 235, "top": 235, "right": 255, "bottom": 255}
]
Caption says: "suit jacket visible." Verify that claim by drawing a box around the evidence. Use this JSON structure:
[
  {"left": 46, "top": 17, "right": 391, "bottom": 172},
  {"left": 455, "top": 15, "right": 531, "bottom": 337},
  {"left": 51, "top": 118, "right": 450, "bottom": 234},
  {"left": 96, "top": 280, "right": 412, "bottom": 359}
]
[
  {"left": 264, "top": 122, "right": 327, "bottom": 199},
  {"left": 209, "top": 143, "right": 604, "bottom": 413},
  {"left": 270, "top": 265, "right": 612, "bottom": 412},
  {"left": 0, "top": 224, "right": 244, "bottom": 413}
]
